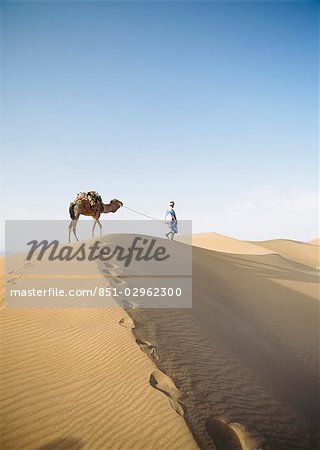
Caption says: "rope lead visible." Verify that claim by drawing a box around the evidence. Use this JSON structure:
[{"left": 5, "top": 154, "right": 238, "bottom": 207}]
[{"left": 122, "top": 206, "right": 164, "bottom": 223}]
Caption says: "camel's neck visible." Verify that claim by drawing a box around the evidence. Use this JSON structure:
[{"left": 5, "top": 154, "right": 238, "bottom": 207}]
[{"left": 103, "top": 203, "right": 114, "bottom": 214}]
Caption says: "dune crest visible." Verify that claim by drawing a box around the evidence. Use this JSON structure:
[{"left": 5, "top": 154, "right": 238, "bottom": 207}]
[
  {"left": 179, "top": 232, "right": 319, "bottom": 269},
  {"left": 252, "top": 238, "right": 319, "bottom": 268},
  {"left": 179, "top": 233, "right": 274, "bottom": 255}
]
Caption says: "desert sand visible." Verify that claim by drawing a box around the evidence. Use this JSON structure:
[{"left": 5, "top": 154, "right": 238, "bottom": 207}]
[
  {"left": 252, "top": 238, "right": 319, "bottom": 269},
  {"left": 0, "top": 256, "right": 197, "bottom": 450},
  {"left": 179, "top": 233, "right": 274, "bottom": 255},
  {"left": 127, "top": 234, "right": 319, "bottom": 449},
  {"left": 1, "top": 232, "right": 319, "bottom": 450},
  {"left": 180, "top": 232, "right": 319, "bottom": 269}
]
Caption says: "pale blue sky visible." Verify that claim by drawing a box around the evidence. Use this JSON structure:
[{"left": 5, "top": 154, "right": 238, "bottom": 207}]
[{"left": 1, "top": 1, "right": 319, "bottom": 245}]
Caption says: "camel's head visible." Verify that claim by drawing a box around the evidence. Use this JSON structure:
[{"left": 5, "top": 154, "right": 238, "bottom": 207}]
[{"left": 110, "top": 199, "right": 123, "bottom": 212}]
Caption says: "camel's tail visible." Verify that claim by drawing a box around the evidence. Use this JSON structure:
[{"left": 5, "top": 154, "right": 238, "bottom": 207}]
[{"left": 69, "top": 202, "right": 75, "bottom": 220}]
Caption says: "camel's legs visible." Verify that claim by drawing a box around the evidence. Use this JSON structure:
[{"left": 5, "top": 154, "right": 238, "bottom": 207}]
[
  {"left": 92, "top": 217, "right": 102, "bottom": 237},
  {"left": 92, "top": 220, "right": 98, "bottom": 237},
  {"left": 72, "top": 219, "right": 79, "bottom": 241},
  {"left": 97, "top": 220, "right": 103, "bottom": 235},
  {"left": 68, "top": 220, "right": 73, "bottom": 243}
]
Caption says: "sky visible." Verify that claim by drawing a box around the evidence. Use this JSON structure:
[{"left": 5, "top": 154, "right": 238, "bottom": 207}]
[{"left": 1, "top": 1, "right": 319, "bottom": 248}]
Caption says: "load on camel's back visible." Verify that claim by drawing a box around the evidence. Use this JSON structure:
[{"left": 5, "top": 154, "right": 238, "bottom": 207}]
[
  {"left": 75, "top": 191, "right": 103, "bottom": 208},
  {"left": 68, "top": 191, "right": 123, "bottom": 242}
]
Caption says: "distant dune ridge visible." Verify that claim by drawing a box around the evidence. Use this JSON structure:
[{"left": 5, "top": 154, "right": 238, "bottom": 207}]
[
  {"left": 1, "top": 231, "right": 319, "bottom": 450},
  {"left": 252, "top": 238, "right": 320, "bottom": 269},
  {"left": 179, "top": 232, "right": 274, "bottom": 255},
  {"left": 179, "top": 232, "right": 320, "bottom": 269}
]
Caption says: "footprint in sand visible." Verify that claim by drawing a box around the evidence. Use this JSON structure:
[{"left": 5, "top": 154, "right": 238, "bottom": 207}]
[
  {"left": 205, "top": 417, "right": 243, "bottom": 450},
  {"left": 101, "top": 267, "right": 119, "bottom": 276},
  {"left": 119, "top": 316, "right": 135, "bottom": 329},
  {"left": 23, "top": 261, "right": 35, "bottom": 267},
  {"left": 136, "top": 338, "right": 160, "bottom": 361},
  {"left": 149, "top": 369, "right": 184, "bottom": 416},
  {"left": 7, "top": 274, "right": 25, "bottom": 285},
  {"left": 122, "top": 300, "right": 136, "bottom": 310},
  {"left": 101, "top": 267, "right": 123, "bottom": 280},
  {"left": 110, "top": 277, "right": 126, "bottom": 287},
  {"left": 102, "top": 261, "right": 118, "bottom": 269}
]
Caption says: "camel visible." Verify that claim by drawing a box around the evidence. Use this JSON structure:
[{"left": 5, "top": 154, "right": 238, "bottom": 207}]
[{"left": 68, "top": 193, "right": 123, "bottom": 242}]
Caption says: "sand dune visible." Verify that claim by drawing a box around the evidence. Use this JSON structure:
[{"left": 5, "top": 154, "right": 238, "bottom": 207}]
[
  {"left": 309, "top": 238, "right": 320, "bottom": 246},
  {"left": 0, "top": 255, "right": 197, "bottom": 450},
  {"left": 1, "top": 231, "right": 319, "bottom": 450},
  {"left": 126, "top": 240, "right": 319, "bottom": 449},
  {"left": 179, "top": 233, "right": 274, "bottom": 255},
  {"left": 0, "top": 257, "right": 5, "bottom": 310},
  {"left": 252, "top": 239, "right": 319, "bottom": 268},
  {"left": 180, "top": 232, "right": 319, "bottom": 269}
]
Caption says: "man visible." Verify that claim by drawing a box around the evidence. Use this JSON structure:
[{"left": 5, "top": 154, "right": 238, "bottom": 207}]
[{"left": 165, "top": 201, "right": 178, "bottom": 240}]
